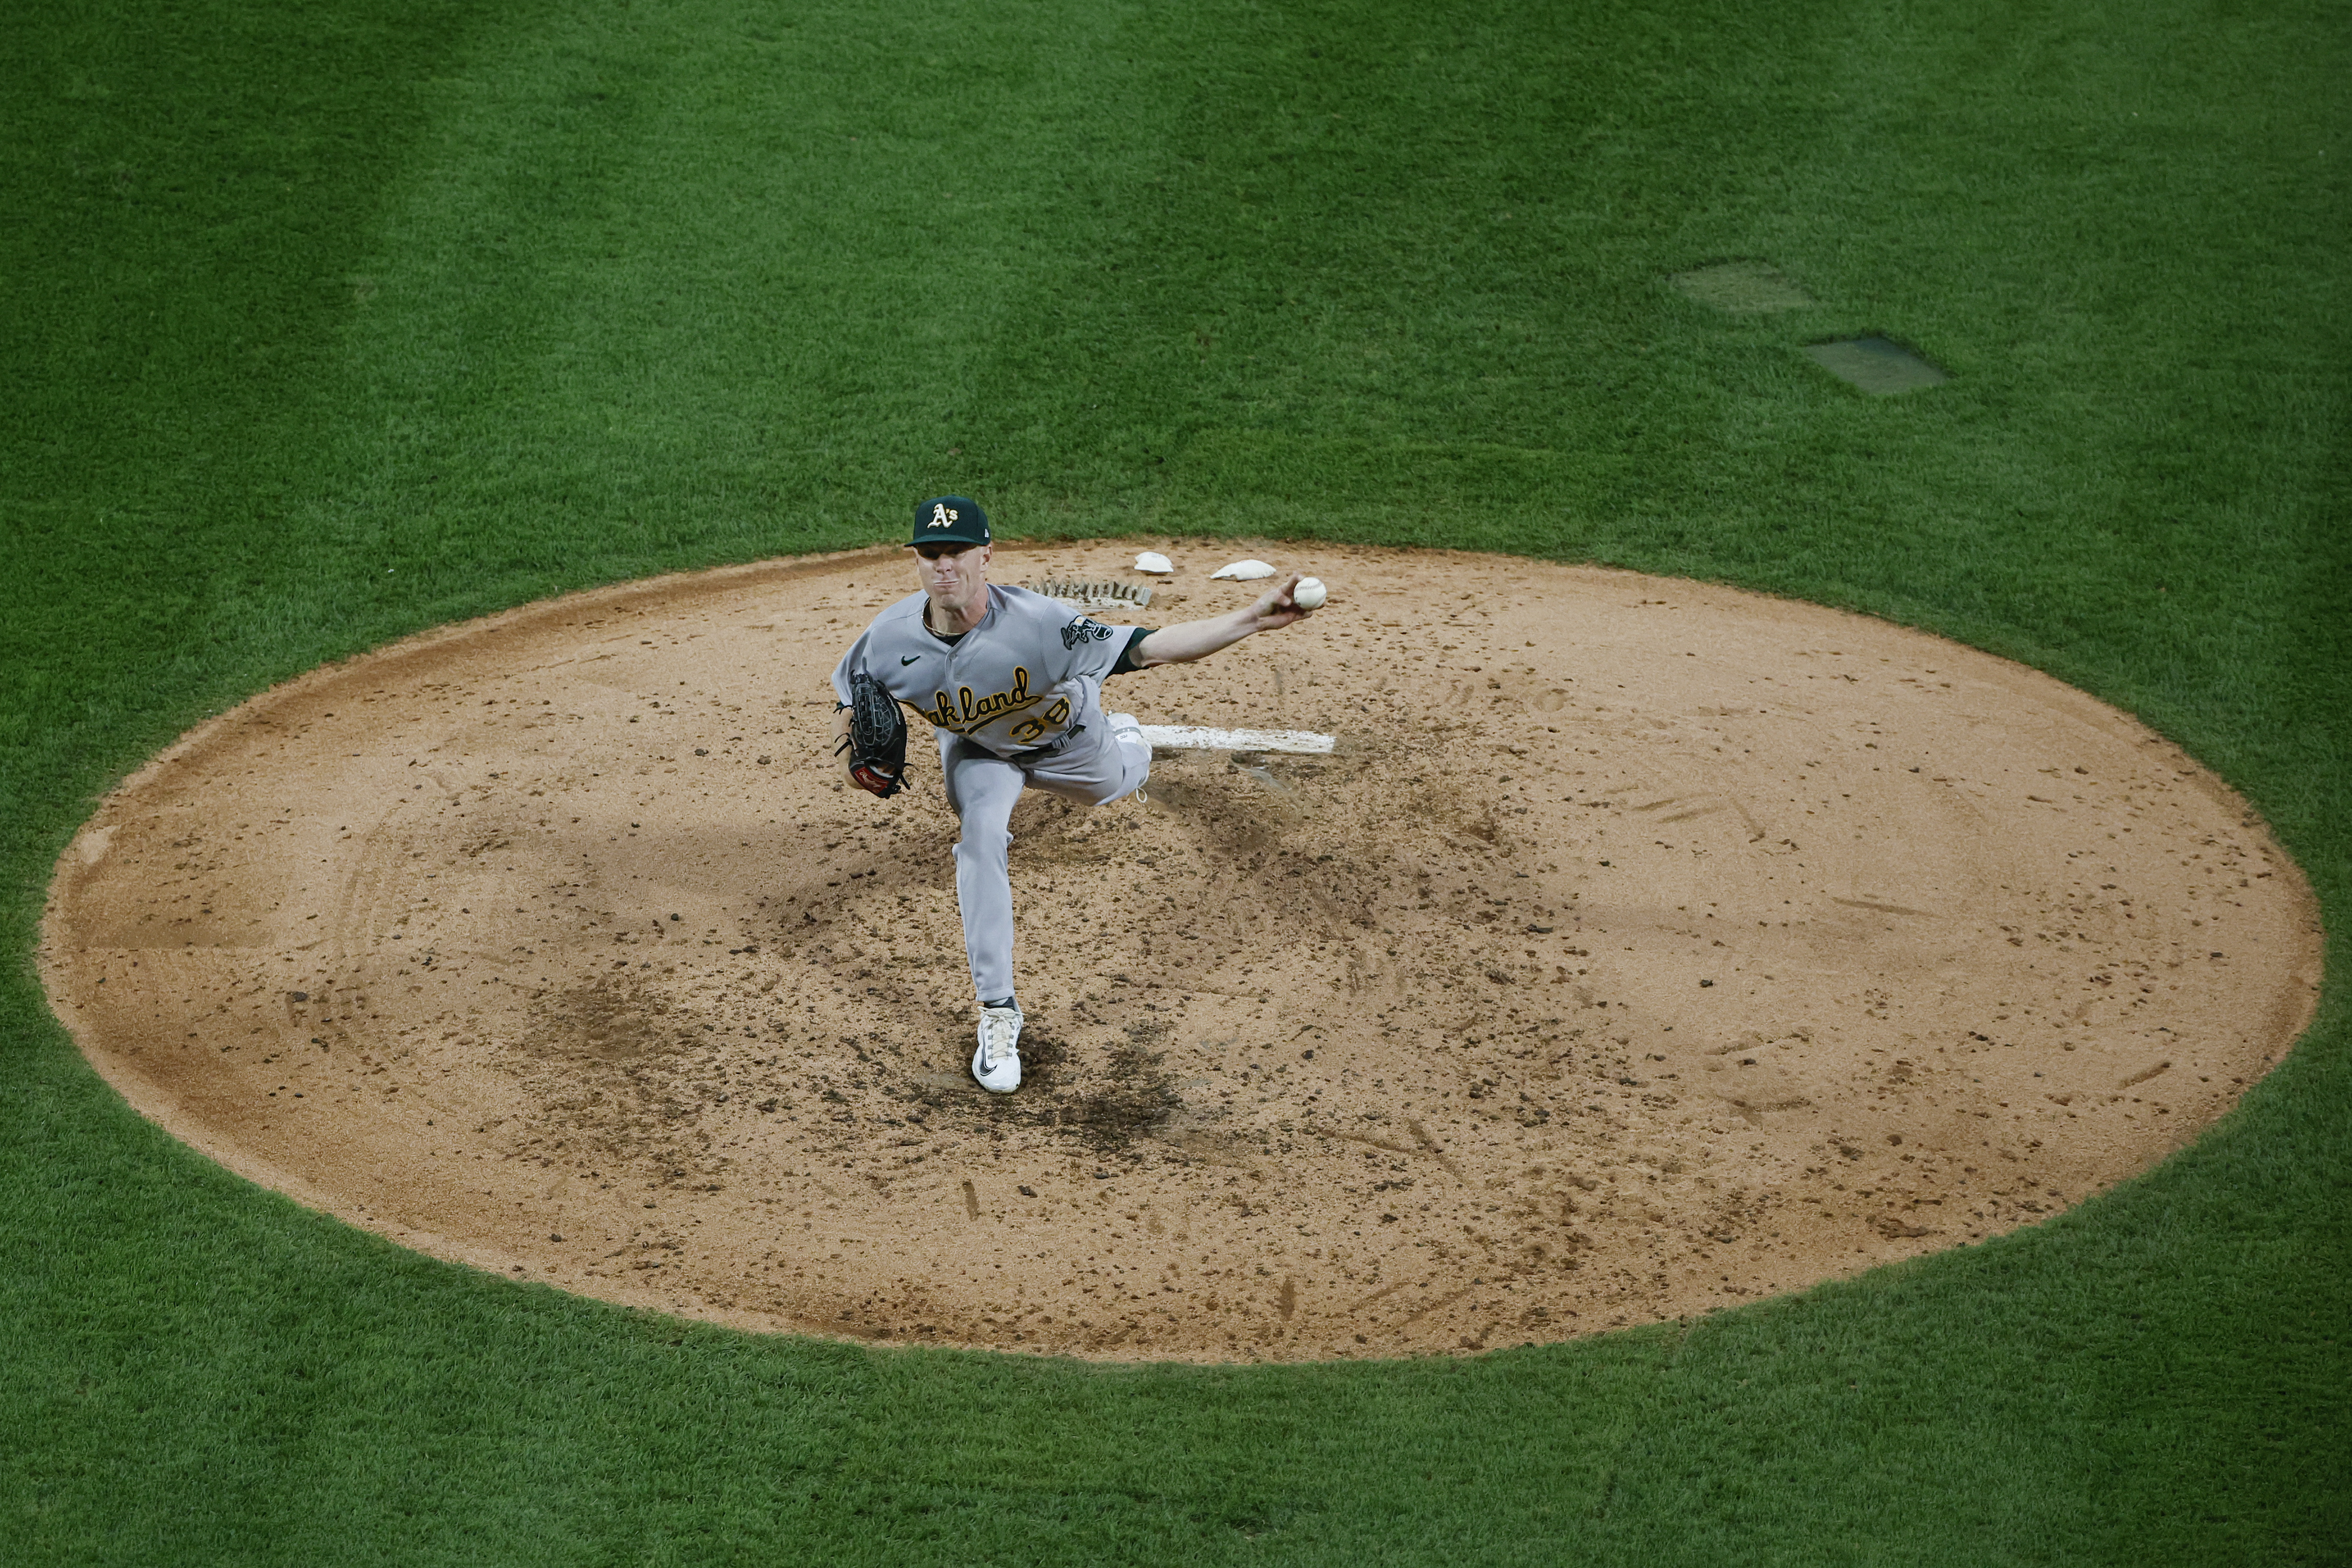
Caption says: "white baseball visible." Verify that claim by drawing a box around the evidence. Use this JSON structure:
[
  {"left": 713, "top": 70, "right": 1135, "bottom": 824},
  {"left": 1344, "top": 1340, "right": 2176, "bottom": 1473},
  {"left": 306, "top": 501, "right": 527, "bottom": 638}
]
[{"left": 1291, "top": 576, "right": 1328, "bottom": 610}]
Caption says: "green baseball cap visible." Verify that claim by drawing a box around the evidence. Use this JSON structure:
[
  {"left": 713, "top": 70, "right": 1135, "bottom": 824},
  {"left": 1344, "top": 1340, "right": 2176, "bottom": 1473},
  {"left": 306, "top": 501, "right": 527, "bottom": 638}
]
[{"left": 909, "top": 495, "right": 990, "bottom": 547}]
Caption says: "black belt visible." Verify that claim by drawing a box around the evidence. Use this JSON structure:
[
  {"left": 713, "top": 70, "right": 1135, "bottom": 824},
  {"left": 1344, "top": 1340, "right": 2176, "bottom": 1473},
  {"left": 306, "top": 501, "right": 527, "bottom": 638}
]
[{"left": 1006, "top": 722, "right": 1086, "bottom": 764}]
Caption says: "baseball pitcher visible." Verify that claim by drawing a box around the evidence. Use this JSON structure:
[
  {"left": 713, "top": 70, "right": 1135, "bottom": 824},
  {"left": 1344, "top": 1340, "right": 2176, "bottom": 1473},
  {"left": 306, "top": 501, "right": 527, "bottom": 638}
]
[{"left": 831, "top": 496, "right": 1317, "bottom": 1091}]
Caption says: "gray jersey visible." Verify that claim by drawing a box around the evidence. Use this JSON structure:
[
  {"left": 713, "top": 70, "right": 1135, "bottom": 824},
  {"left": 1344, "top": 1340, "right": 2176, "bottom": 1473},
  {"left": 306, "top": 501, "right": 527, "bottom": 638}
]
[{"left": 831, "top": 585, "right": 1131, "bottom": 757}]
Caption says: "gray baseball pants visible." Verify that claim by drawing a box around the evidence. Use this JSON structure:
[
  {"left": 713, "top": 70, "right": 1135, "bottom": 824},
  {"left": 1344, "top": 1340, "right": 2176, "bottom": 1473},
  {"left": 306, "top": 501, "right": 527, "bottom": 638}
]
[{"left": 939, "top": 718, "right": 1149, "bottom": 1001}]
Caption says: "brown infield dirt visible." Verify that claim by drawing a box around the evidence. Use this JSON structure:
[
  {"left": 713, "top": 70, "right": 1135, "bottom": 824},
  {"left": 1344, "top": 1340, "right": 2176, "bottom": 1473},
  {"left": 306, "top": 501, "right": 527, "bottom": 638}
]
[{"left": 40, "top": 541, "right": 2323, "bottom": 1362}]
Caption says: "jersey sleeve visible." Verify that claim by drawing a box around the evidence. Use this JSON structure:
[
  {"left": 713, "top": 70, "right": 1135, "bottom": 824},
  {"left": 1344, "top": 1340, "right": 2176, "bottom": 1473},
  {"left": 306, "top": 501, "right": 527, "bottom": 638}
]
[{"left": 1052, "top": 613, "right": 1127, "bottom": 683}]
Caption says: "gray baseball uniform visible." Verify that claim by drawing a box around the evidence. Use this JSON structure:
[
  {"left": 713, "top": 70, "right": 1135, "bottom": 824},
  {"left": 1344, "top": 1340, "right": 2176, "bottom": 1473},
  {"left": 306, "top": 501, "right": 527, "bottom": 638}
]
[{"left": 831, "top": 585, "right": 1151, "bottom": 1000}]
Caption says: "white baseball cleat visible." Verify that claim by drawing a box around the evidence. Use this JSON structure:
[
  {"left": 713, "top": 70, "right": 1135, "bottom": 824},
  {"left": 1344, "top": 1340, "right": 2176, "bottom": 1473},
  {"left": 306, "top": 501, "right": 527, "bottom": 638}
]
[
  {"left": 1109, "top": 711, "right": 1146, "bottom": 748},
  {"left": 972, "top": 1004, "right": 1024, "bottom": 1093}
]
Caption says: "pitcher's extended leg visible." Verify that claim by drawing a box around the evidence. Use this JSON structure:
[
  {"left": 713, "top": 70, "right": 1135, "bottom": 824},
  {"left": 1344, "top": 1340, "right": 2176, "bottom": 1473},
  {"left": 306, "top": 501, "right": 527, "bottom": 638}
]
[{"left": 940, "top": 734, "right": 1026, "bottom": 1002}]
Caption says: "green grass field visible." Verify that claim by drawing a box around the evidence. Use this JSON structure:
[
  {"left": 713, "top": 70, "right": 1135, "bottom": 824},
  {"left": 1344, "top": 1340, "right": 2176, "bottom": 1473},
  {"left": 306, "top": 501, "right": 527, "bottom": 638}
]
[{"left": 5, "top": 0, "right": 2346, "bottom": 1560}]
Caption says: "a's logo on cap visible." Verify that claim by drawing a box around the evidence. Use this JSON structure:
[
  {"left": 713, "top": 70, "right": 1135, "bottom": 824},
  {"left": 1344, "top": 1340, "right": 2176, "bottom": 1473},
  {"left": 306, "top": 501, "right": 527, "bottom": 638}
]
[{"left": 928, "top": 503, "right": 958, "bottom": 529}]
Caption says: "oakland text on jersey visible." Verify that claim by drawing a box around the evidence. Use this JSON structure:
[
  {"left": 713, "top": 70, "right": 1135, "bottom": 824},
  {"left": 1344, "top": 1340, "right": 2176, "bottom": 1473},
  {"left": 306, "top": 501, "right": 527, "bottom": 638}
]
[
  {"left": 916, "top": 667, "right": 1046, "bottom": 734},
  {"left": 830, "top": 585, "right": 1123, "bottom": 757}
]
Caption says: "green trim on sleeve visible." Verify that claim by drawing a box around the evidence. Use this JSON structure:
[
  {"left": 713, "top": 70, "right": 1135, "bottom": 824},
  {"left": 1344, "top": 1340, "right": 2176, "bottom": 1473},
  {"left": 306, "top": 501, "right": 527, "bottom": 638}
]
[{"left": 1109, "top": 626, "right": 1156, "bottom": 676}]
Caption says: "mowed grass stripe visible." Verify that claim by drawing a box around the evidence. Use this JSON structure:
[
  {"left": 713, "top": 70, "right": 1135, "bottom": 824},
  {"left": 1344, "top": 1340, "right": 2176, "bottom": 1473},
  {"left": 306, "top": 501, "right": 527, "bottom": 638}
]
[{"left": 2, "top": 0, "right": 2345, "bottom": 1563}]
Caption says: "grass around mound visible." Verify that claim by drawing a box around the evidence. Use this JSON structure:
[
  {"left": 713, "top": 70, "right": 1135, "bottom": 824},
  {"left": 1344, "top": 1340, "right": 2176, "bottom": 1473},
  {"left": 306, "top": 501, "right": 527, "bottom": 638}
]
[{"left": 3, "top": 0, "right": 2345, "bottom": 1562}]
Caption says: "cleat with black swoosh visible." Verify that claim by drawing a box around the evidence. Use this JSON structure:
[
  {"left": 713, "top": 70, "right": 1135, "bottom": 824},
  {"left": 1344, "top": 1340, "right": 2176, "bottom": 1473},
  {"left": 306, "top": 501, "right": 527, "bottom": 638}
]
[{"left": 972, "top": 1004, "right": 1023, "bottom": 1093}]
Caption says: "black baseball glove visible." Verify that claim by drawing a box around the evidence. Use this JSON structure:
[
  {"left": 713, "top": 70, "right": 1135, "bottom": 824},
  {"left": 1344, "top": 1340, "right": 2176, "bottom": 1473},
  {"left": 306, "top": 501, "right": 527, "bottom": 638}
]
[{"left": 837, "top": 671, "right": 908, "bottom": 798}]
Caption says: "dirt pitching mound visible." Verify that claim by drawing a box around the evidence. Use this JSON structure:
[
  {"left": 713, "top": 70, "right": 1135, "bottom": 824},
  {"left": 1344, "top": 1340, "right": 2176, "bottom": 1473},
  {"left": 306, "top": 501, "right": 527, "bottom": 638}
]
[{"left": 41, "top": 543, "right": 2321, "bottom": 1361}]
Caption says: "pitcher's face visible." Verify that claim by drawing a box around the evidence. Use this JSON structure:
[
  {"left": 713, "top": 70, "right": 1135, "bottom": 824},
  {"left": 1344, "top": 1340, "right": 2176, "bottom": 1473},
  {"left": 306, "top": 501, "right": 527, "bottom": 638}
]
[{"left": 914, "top": 540, "right": 991, "bottom": 608}]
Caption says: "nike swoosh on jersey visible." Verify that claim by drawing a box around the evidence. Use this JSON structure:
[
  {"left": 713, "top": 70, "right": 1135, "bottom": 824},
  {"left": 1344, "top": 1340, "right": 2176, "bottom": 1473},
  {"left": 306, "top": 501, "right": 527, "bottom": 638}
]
[{"left": 901, "top": 654, "right": 922, "bottom": 664}]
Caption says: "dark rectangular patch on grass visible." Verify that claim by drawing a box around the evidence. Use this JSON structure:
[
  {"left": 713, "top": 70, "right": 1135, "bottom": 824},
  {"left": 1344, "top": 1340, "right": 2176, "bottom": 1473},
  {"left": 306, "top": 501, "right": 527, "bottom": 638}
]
[{"left": 1803, "top": 336, "right": 1948, "bottom": 394}]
